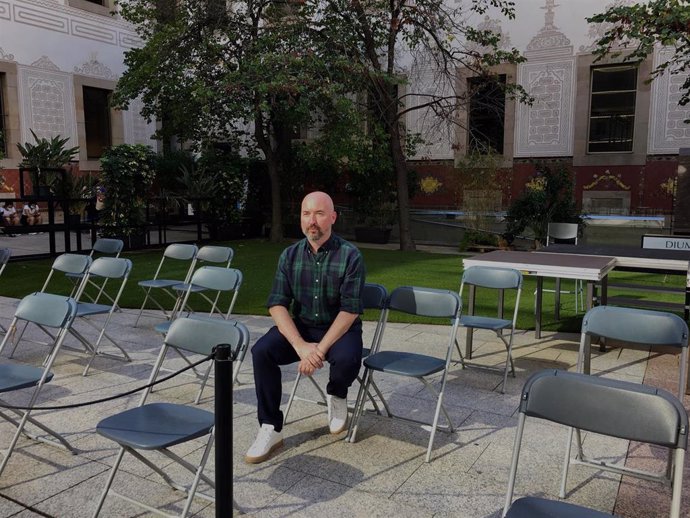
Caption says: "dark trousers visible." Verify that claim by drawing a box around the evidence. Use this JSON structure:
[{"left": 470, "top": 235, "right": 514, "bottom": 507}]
[{"left": 251, "top": 319, "right": 363, "bottom": 432}]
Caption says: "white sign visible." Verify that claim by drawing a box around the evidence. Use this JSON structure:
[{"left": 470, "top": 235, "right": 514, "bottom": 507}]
[{"left": 642, "top": 235, "right": 690, "bottom": 250}]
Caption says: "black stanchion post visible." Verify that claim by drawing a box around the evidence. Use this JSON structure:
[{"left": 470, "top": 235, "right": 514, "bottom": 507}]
[{"left": 215, "top": 344, "right": 235, "bottom": 517}]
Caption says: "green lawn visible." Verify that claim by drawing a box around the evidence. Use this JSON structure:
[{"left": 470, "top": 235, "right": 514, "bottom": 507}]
[{"left": 1, "top": 239, "right": 685, "bottom": 333}]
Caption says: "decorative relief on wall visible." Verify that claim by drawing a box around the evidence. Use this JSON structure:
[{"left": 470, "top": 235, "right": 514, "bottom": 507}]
[
  {"left": 0, "top": 1, "right": 10, "bottom": 20},
  {"left": 13, "top": 3, "right": 69, "bottom": 33},
  {"left": 119, "top": 32, "right": 143, "bottom": 49},
  {"left": 524, "top": 0, "right": 572, "bottom": 59},
  {"left": 579, "top": 0, "right": 635, "bottom": 53},
  {"left": 583, "top": 170, "right": 631, "bottom": 190},
  {"left": 18, "top": 65, "right": 77, "bottom": 148},
  {"left": 515, "top": 60, "right": 574, "bottom": 157},
  {"left": 123, "top": 97, "right": 156, "bottom": 147},
  {"left": 466, "top": 15, "right": 511, "bottom": 54},
  {"left": 407, "top": 60, "right": 455, "bottom": 161},
  {"left": 74, "top": 55, "right": 116, "bottom": 80},
  {"left": 648, "top": 46, "right": 690, "bottom": 154},
  {"left": 0, "top": 47, "right": 15, "bottom": 61},
  {"left": 71, "top": 19, "right": 117, "bottom": 45},
  {"left": 30, "top": 55, "right": 60, "bottom": 71}
]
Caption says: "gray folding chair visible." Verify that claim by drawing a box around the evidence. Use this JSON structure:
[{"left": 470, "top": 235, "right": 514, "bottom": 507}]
[
  {"left": 577, "top": 305, "right": 689, "bottom": 400},
  {"left": 539, "top": 222, "right": 583, "bottom": 314},
  {"left": 503, "top": 370, "right": 688, "bottom": 518},
  {"left": 153, "top": 266, "right": 243, "bottom": 403},
  {"left": 0, "top": 292, "right": 78, "bottom": 478},
  {"left": 134, "top": 243, "right": 198, "bottom": 327},
  {"left": 170, "top": 245, "right": 234, "bottom": 315},
  {"left": 456, "top": 266, "right": 523, "bottom": 393},
  {"left": 65, "top": 238, "right": 124, "bottom": 303},
  {"left": 5, "top": 253, "right": 92, "bottom": 359},
  {"left": 0, "top": 248, "right": 11, "bottom": 334},
  {"left": 92, "top": 317, "right": 250, "bottom": 518},
  {"left": 283, "top": 283, "right": 390, "bottom": 425},
  {"left": 69, "top": 257, "right": 134, "bottom": 376},
  {"left": 348, "top": 286, "right": 461, "bottom": 463}
]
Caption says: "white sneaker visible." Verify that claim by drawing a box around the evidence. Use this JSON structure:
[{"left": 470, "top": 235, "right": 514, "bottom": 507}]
[
  {"left": 327, "top": 395, "right": 348, "bottom": 434},
  {"left": 244, "top": 424, "right": 284, "bottom": 464}
]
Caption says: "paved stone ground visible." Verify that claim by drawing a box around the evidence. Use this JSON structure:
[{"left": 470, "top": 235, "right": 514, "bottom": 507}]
[{"left": 0, "top": 295, "right": 687, "bottom": 517}]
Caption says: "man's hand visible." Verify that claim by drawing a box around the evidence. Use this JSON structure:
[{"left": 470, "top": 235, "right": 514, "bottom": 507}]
[{"left": 294, "top": 342, "right": 325, "bottom": 375}]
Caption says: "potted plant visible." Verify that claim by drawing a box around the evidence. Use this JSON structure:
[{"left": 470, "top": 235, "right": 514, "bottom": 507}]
[
  {"left": 99, "top": 144, "right": 157, "bottom": 249},
  {"left": 57, "top": 173, "right": 95, "bottom": 226},
  {"left": 17, "top": 129, "right": 79, "bottom": 197}
]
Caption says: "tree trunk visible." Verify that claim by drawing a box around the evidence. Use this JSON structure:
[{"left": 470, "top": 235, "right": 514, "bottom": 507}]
[
  {"left": 267, "top": 156, "right": 283, "bottom": 242},
  {"left": 390, "top": 124, "right": 415, "bottom": 251}
]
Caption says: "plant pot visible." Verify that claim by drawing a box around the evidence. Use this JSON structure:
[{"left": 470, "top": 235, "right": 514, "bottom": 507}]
[
  {"left": 354, "top": 227, "right": 392, "bottom": 244},
  {"left": 67, "top": 214, "right": 81, "bottom": 227},
  {"left": 118, "top": 232, "right": 146, "bottom": 250}
]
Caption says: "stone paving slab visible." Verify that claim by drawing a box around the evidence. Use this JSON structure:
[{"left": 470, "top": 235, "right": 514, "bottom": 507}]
[{"left": 0, "top": 296, "right": 687, "bottom": 517}]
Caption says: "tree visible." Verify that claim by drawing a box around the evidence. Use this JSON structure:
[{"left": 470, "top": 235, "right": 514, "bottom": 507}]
[
  {"left": 588, "top": 0, "right": 690, "bottom": 118},
  {"left": 313, "top": 0, "right": 529, "bottom": 250},
  {"left": 116, "top": 0, "right": 363, "bottom": 242}
]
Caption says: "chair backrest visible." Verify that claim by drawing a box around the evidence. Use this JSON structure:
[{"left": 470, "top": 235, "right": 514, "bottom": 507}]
[
  {"left": 362, "top": 283, "right": 388, "bottom": 310},
  {"left": 388, "top": 286, "right": 461, "bottom": 318},
  {"left": 0, "top": 247, "right": 11, "bottom": 266},
  {"left": 41, "top": 254, "right": 92, "bottom": 293},
  {"left": 91, "top": 238, "right": 124, "bottom": 256},
  {"left": 521, "top": 369, "right": 688, "bottom": 450},
  {"left": 165, "top": 317, "right": 248, "bottom": 357},
  {"left": 163, "top": 243, "right": 198, "bottom": 261},
  {"left": 547, "top": 222, "right": 578, "bottom": 245},
  {"left": 197, "top": 245, "right": 233, "bottom": 265},
  {"left": 188, "top": 266, "right": 242, "bottom": 292},
  {"left": 582, "top": 306, "right": 688, "bottom": 348},
  {"left": 15, "top": 292, "right": 78, "bottom": 328},
  {"left": 461, "top": 266, "right": 522, "bottom": 290},
  {"left": 87, "top": 257, "right": 133, "bottom": 280}
]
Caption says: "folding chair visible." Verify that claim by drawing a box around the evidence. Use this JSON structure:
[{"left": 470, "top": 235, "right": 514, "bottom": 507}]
[
  {"left": 0, "top": 248, "right": 11, "bottom": 334},
  {"left": 578, "top": 305, "right": 689, "bottom": 400},
  {"left": 133, "top": 243, "right": 198, "bottom": 327},
  {"left": 170, "top": 245, "right": 234, "bottom": 315},
  {"left": 68, "top": 257, "right": 134, "bottom": 376},
  {"left": 503, "top": 370, "right": 688, "bottom": 518},
  {"left": 153, "top": 266, "right": 243, "bottom": 403},
  {"left": 5, "top": 253, "right": 92, "bottom": 359},
  {"left": 0, "top": 292, "right": 78, "bottom": 478},
  {"left": 348, "top": 286, "right": 461, "bottom": 463},
  {"left": 65, "top": 238, "right": 124, "bottom": 303},
  {"left": 92, "top": 317, "right": 250, "bottom": 518},
  {"left": 283, "top": 282, "right": 390, "bottom": 425},
  {"left": 539, "top": 222, "right": 583, "bottom": 315},
  {"left": 455, "top": 266, "right": 522, "bottom": 393}
]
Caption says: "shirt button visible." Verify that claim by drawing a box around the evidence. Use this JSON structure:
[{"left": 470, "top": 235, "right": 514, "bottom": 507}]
[
  {"left": 315, "top": 279, "right": 319, "bottom": 283},
  {"left": 314, "top": 295, "right": 318, "bottom": 299},
  {"left": 315, "top": 313, "right": 319, "bottom": 317}
]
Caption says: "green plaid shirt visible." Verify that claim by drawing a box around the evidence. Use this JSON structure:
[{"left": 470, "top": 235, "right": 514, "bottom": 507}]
[{"left": 267, "top": 234, "right": 365, "bottom": 327}]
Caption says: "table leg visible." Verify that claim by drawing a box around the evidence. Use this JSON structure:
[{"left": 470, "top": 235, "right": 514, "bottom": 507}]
[
  {"left": 586, "top": 281, "right": 594, "bottom": 311},
  {"left": 554, "top": 278, "right": 561, "bottom": 321},
  {"left": 465, "top": 285, "right": 476, "bottom": 360},
  {"left": 535, "top": 277, "right": 543, "bottom": 339},
  {"left": 600, "top": 276, "right": 608, "bottom": 306}
]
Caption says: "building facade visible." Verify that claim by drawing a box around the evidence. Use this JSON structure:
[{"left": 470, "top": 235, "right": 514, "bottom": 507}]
[
  {"left": 407, "top": 0, "right": 690, "bottom": 217},
  {"left": 0, "top": 0, "right": 155, "bottom": 194}
]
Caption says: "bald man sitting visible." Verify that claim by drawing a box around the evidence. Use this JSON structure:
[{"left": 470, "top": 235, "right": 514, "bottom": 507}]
[{"left": 246, "top": 191, "right": 366, "bottom": 464}]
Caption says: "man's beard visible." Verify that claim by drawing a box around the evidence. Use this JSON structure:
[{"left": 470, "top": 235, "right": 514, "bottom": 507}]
[{"left": 305, "top": 224, "right": 324, "bottom": 241}]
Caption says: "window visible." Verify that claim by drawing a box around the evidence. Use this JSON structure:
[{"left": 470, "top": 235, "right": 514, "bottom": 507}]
[
  {"left": 83, "top": 86, "right": 111, "bottom": 159},
  {"left": 588, "top": 66, "right": 637, "bottom": 153},
  {"left": 84, "top": 0, "right": 105, "bottom": 4},
  {"left": 468, "top": 75, "right": 506, "bottom": 154}
]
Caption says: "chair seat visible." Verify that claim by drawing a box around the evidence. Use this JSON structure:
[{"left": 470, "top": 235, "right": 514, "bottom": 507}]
[
  {"left": 75, "top": 302, "right": 111, "bottom": 317},
  {"left": 364, "top": 351, "right": 445, "bottom": 377},
  {"left": 506, "top": 496, "right": 613, "bottom": 518},
  {"left": 459, "top": 315, "right": 512, "bottom": 330},
  {"left": 0, "top": 364, "right": 53, "bottom": 392},
  {"left": 97, "top": 402, "right": 214, "bottom": 450},
  {"left": 138, "top": 279, "right": 180, "bottom": 289},
  {"left": 172, "top": 283, "right": 208, "bottom": 293}
]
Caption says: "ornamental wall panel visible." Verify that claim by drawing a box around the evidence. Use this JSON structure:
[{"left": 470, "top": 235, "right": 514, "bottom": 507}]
[
  {"left": 514, "top": 59, "right": 575, "bottom": 157},
  {"left": 17, "top": 63, "right": 78, "bottom": 148},
  {"left": 648, "top": 46, "right": 690, "bottom": 154}
]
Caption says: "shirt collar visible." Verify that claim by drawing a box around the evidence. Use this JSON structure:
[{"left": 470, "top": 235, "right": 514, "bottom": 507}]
[{"left": 303, "top": 233, "right": 339, "bottom": 254}]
